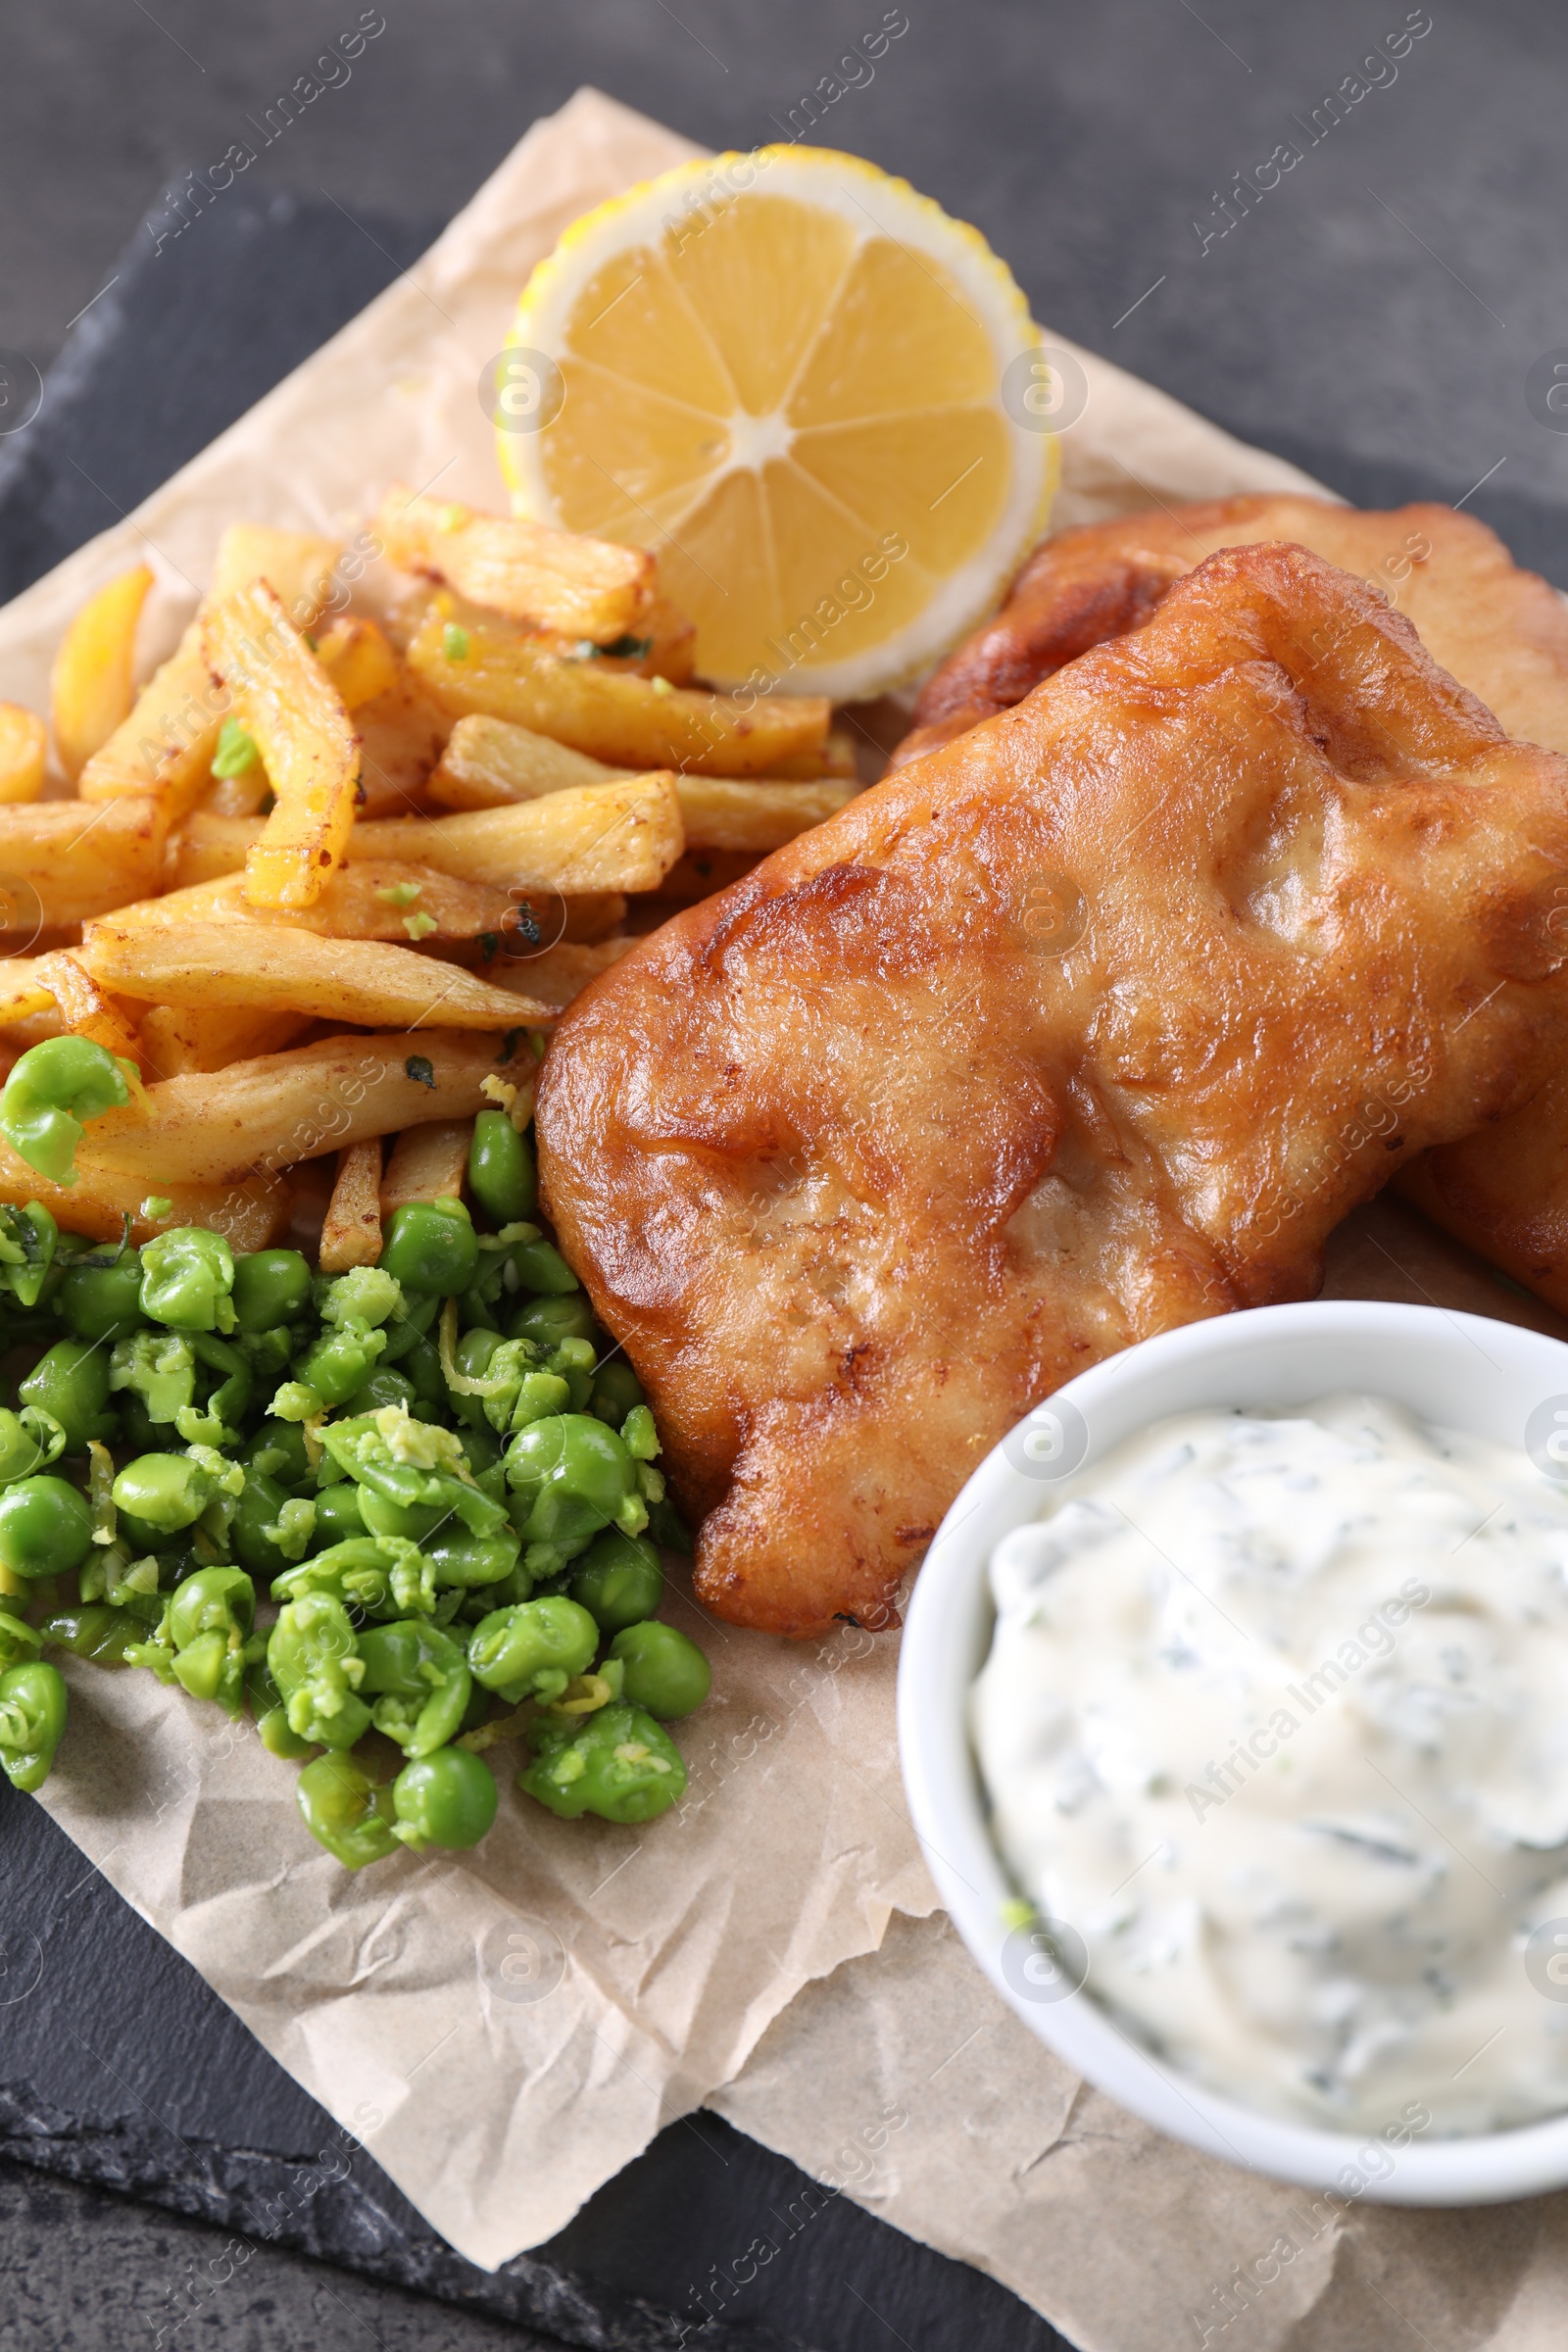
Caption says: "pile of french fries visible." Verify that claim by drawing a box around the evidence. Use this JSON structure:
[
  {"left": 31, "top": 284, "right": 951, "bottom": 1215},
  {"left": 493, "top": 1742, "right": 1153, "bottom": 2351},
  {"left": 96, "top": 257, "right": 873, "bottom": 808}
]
[{"left": 0, "top": 489, "right": 859, "bottom": 1265}]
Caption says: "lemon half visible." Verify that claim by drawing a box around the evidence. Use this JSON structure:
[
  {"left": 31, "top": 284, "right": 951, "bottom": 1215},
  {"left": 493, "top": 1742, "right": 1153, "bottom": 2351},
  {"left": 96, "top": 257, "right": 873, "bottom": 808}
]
[{"left": 501, "top": 148, "right": 1057, "bottom": 699}]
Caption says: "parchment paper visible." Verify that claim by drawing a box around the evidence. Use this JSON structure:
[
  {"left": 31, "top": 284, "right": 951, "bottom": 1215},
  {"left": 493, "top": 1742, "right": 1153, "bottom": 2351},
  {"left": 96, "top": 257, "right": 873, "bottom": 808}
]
[{"left": 2, "top": 81, "right": 1559, "bottom": 2345}]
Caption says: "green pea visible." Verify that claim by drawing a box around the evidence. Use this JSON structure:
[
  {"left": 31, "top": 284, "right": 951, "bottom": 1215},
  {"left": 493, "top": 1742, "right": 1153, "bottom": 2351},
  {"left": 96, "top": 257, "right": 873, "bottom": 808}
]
[
  {"left": 0, "top": 1406, "right": 66, "bottom": 1485},
  {"left": 310, "top": 1484, "right": 366, "bottom": 1550},
  {"left": 520, "top": 1701, "right": 685, "bottom": 1824},
  {"left": 425, "top": 1529, "right": 522, "bottom": 1590},
  {"left": 608, "top": 1620, "right": 710, "bottom": 1719},
  {"left": 268, "top": 1593, "right": 370, "bottom": 1750},
  {"left": 467, "top": 1594, "right": 599, "bottom": 1705},
  {"left": 36, "top": 1603, "right": 143, "bottom": 1666},
  {"left": 19, "top": 1338, "right": 117, "bottom": 1452},
  {"left": 399, "top": 1333, "right": 447, "bottom": 1418},
  {"left": 164, "top": 1566, "right": 256, "bottom": 1713},
  {"left": 392, "top": 1746, "right": 497, "bottom": 1849},
  {"left": 0, "top": 1658, "right": 68, "bottom": 1790},
  {"left": 467, "top": 1110, "right": 537, "bottom": 1226},
  {"left": 294, "top": 1753, "right": 398, "bottom": 1869},
  {"left": 447, "top": 1326, "right": 507, "bottom": 1430},
  {"left": 377, "top": 1290, "right": 439, "bottom": 1365},
  {"left": 460, "top": 1420, "right": 504, "bottom": 1480},
  {"left": 589, "top": 1359, "right": 644, "bottom": 1425},
  {"left": 0, "top": 1476, "right": 93, "bottom": 1580},
  {"left": 230, "top": 1469, "right": 295, "bottom": 1579},
  {"left": 457, "top": 1286, "right": 504, "bottom": 1336},
  {"left": 247, "top": 1661, "right": 315, "bottom": 1758},
  {"left": 0, "top": 1608, "right": 41, "bottom": 1669},
  {"left": 505, "top": 1413, "right": 641, "bottom": 1557},
  {"left": 112, "top": 1453, "right": 208, "bottom": 1547},
  {"left": 58, "top": 1249, "right": 146, "bottom": 1344},
  {"left": 291, "top": 1322, "right": 386, "bottom": 1408},
  {"left": 378, "top": 1202, "right": 479, "bottom": 1297},
  {"left": 169, "top": 1566, "right": 256, "bottom": 1648},
  {"left": 0, "top": 1036, "right": 134, "bottom": 1186},
  {"left": 356, "top": 1489, "right": 452, "bottom": 1544},
  {"left": 510, "top": 1239, "right": 579, "bottom": 1297},
  {"left": 230, "top": 1248, "right": 312, "bottom": 1333},
  {"left": 375, "top": 1673, "right": 472, "bottom": 1757},
  {"left": 356, "top": 1617, "right": 466, "bottom": 1696},
  {"left": 341, "top": 1368, "right": 416, "bottom": 1420},
  {"left": 0, "top": 1201, "right": 58, "bottom": 1310},
  {"left": 242, "top": 1417, "right": 313, "bottom": 1494},
  {"left": 567, "top": 1530, "right": 663, "bottom": 1634},
  {"left": 108, "top": 1329, "right": 195, "bottom": 1428},
  {"left": 114, "top": 1392, "right": 175, "bottom": 1456},
  {"left": 139, "top": 1226, "right": 236, "bottom": 1333},
  {"left": 507, "top": 1294, "right": 602, "bottom": 1349}
]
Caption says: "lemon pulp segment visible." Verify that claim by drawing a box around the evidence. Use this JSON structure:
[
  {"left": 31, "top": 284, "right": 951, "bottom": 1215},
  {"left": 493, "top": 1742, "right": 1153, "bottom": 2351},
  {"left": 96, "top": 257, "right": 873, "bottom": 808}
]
[{"left": 503, "top": 150, "right": 1058, "bottom": 699}]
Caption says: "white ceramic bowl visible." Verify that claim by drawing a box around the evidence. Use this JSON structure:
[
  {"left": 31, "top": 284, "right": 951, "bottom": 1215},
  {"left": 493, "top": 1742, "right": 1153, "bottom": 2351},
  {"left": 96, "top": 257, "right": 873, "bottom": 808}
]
[{"left": 898, "top": 1298, "right": 1568, "bottom": 2206}]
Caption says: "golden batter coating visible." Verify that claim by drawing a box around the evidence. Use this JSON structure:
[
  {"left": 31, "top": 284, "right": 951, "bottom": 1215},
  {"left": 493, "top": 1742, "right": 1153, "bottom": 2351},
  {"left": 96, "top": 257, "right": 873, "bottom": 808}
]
[
  {"left": 897, "top": 494, "right": 1568, "bottom": 1319},
  {"left": 539, "top": 545, "right": 1568, "bottom": 1638},
  {"left": 892, "top": 495, "right": 1568, "bottom": 767}
]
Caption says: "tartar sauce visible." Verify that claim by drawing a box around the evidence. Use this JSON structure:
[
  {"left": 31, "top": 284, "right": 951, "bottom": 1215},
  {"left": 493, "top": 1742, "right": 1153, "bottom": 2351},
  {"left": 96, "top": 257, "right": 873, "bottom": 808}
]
[{"left": 972, "top": 1394, "right": 1568, "bottom": 2132}]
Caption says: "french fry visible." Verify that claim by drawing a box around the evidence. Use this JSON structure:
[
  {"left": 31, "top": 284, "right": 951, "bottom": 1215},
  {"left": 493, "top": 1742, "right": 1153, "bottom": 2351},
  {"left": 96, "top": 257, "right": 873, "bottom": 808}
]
[
  {"left": 314, "top": 615, "right": 401, "bottom": 711},
  {"left": 0, "top": 1141, "right": 289, "bottom": 1251},
  {"left": 352, "top": 671, "right": 452, "bottom": 817},
  {"left": 635, "top": 773, "right": 857, "bottom": 852},
  {"left": 0, "top": 961, "right": 57, "bottom": 1026},
  {"left": 168, "top": 812, "right": 269, "bottom": 888},
  {"left": 319, "top": 1139, "right": 383, "bottom": 1274},
  {"left": 796, "top": 728, "right": 858, "bottom": 781},
  {"left": 430, "top": 715, "right": 614, "bottom": 806},
  {"left": 76, "top": 616, "right": 217, "bottom": 812},
  {"left": 637, "top": 591, "right": 695, "bottom": 684},
  {"left": 0, "top": 797, "right": 166, "bottom": 930},
  {"left": 478, "top": 936, "right": 636, "bottom": 1010},
  {"left": 0, "top": 1010, "right": 66, "bottom": 1056},
  {"left": 523, "top": 590, "right": 696, "bottom": 683},
  {"left": 79, "top": 527, "right": 338, "bottom": 813},
  {"left": 78, "top": 1029, "right": 539, "bottom": 1187},
  {"left": 0, "top": 706, "right": 47, "bottom": 805},
  {"left": 49, "top": 564, "right": 155, "bottom": 783},
  {"left": 208, "top": 525, "right": 339, "bottom": 621},
  {"left": 80, "top": 917, "right": 554, "bottom": 1033},
  {"left": 428, "top": 715, "right": 858, "bottom": 850},
  {"left": 202, "top": 579, "right": 360, "bottom": 910},
  {"left": 380, "top": 1120, "right": 470, "bottom": 1214},
  {"left": 352, "top": 777, "right": 684, "bottom": 895},
  {"left": 115, "top": 863, "right": 516, "bottom": 945},
  {"left": 168, "top": 812, "right": 630, "bottom": 940},
  {"left": 30, "top": 953, "right": 144, "bottom": 1063},
  {"left": 378, "top": 485, "right": 656, "bottom": 645},
  {"left": 407, "top": 600, "right": 831, "bottom": 776},
  {"left": 139, "top": 1004, "right": 312, "bottom": 1080}
]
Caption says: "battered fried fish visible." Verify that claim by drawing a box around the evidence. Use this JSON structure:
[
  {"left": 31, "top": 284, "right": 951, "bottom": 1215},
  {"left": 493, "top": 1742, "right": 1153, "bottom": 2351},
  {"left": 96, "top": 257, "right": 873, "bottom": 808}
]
[
  {"left": 892, "top": 496, "right": 1568, "bottom": 766},
  {"left": 1398, "top": 1081, "right": 1568, "bottom": 1314},
  {"left": 897, "top": 494, "right": 1568, "bottom": 1322},
  {"left": 538, "top": 545, "right": 1568, "bottom": 1638}
]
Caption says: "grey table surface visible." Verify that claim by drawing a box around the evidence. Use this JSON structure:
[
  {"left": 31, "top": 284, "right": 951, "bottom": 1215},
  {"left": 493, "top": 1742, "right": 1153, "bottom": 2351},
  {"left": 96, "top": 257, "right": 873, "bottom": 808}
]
[{"left": 1, "top": 4, "right": 1567, "bottom": 2348}]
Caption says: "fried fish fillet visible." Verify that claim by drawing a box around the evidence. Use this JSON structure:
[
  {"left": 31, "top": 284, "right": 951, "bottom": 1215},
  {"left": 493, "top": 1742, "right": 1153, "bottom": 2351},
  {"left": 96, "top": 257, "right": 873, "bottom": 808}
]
[
  {"left": 1397, "top": 1080, "right": 1568, "bottom": 1313},
  {"left": 897, "top": 494, "right": 1568, "bottom": 1321},
  {"left": 538, "top": 545, "right": 1568, "bottom": 1638},
  {"left": 892, "top": 496, "right": 1568, "bottom": 766}
]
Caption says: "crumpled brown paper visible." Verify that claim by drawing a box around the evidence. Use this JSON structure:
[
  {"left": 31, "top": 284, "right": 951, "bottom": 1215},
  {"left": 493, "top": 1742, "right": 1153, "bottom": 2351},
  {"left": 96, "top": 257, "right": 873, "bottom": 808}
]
[{"left": 2, "top": 81, "right": 1559, "bottom": 2343}]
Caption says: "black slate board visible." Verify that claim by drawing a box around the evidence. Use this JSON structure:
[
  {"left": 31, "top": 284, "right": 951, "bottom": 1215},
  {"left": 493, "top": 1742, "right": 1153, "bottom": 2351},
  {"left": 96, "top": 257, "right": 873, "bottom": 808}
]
[{"left": 0, "top": 188, "right": 1072, "bottom": 2352}]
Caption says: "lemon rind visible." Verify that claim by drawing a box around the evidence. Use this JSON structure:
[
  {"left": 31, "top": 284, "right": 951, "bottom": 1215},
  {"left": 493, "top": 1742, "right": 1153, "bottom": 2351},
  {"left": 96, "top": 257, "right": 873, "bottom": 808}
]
[{"left": 500, "top": 147, "right": 1058, "bottom": 700}]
